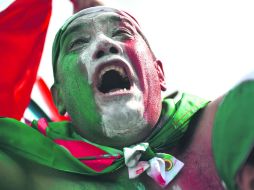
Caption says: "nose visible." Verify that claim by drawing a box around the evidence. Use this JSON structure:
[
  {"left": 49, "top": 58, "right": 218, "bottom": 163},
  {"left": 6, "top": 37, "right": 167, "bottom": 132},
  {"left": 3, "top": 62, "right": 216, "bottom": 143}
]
[{"left": 93, "top": 35, "right": 123, "bottom": 59}]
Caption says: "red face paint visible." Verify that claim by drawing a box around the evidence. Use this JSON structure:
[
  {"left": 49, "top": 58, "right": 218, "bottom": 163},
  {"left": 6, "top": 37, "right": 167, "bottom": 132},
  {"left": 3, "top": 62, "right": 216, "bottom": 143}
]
[{"left": 124, "top": 38, "right": 163, "bottom": 128}]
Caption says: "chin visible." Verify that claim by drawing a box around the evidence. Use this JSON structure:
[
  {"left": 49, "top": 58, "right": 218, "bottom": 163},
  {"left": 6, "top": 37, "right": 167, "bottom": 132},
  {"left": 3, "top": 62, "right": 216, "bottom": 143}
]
[{"left": 96, "top": 87, "right": 151, "bottom": 146}]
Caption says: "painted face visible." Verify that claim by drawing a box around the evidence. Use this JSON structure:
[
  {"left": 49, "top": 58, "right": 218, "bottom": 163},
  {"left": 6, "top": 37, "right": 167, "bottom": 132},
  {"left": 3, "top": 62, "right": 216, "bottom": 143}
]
[{"left": 54, "top": 11, "right": 166, "bottom": 147}]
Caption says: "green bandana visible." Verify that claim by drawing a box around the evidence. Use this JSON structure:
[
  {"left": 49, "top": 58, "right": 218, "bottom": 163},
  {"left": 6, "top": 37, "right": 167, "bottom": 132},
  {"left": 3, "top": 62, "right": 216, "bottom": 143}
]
[
  {"left": 213, "top": 80, "right": 254, "bottom": 190},
  {"left": 0, "top": 92, "right": 208, "bottom": 176}
]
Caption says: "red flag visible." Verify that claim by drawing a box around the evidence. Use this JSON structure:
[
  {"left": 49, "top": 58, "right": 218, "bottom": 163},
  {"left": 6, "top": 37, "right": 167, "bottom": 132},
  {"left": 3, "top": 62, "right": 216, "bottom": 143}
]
[{"left": 0, "top": 0, "right": 52, "bottom": 119}]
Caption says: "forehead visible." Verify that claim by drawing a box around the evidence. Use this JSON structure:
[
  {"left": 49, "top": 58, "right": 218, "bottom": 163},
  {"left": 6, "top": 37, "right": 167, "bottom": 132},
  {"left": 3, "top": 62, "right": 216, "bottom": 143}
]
[{"left": 65, "top": 12, "right": 136, "bottom": 33}]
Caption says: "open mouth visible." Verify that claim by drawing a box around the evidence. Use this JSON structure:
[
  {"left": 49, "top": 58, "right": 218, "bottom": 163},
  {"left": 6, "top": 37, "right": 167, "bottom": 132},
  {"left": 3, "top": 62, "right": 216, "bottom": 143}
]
[{"left": 97, "top": 65, "right": 131, "bottom": 94}]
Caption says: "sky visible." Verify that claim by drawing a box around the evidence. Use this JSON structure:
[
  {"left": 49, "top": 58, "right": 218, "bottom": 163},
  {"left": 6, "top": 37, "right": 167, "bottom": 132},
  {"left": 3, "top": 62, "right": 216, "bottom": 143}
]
[{"left": 34, "top": 0, "right": 254, "bottom": 107}]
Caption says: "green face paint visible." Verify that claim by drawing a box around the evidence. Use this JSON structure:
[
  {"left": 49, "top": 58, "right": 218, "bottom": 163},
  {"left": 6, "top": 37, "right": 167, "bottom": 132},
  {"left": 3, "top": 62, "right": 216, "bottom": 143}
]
[{"left": 56, "top": 52, "right": 102, "bottom": 139}]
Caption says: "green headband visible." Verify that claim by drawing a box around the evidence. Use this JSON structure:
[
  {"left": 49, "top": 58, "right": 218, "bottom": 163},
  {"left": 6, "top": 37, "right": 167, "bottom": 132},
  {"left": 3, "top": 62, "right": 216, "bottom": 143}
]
[
  {"left": 213, "top": 80, "right": 254, "bottom": 190},
  {"left": 51, "top": 6, "right": 143, "bottom": 79}
]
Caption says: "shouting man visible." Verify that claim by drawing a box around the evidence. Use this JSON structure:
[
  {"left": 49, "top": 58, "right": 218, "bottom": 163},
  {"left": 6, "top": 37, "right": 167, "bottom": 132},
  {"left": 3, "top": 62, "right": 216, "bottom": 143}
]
[{"left": 0, "top": 7, "right": 225, "bottom": 190}]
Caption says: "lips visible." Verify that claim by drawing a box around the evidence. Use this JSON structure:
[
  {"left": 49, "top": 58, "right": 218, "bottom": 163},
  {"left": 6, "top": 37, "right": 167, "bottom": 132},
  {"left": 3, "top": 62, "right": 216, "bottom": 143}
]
[{"left": 94, "top": 59, "right": 133, "bottom": 95}]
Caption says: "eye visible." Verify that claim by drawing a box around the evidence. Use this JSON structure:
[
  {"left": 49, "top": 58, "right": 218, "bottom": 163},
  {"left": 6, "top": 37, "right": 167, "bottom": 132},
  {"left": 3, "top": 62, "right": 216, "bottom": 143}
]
[
  {"left": 112, "top": 27, "right": 133, "bottom": 40},
  {"left": 69, "top": 38, "right": 89, "bottom": 51}
]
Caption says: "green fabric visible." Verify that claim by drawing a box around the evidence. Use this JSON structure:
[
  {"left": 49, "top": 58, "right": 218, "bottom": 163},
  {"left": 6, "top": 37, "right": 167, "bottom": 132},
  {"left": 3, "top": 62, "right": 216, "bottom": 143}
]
[
  {"left": 213, "top": 80, "right": 254, "bottom": 190},
  {"left": 0, "top": 92, "right": 208, "bottom": 175}
]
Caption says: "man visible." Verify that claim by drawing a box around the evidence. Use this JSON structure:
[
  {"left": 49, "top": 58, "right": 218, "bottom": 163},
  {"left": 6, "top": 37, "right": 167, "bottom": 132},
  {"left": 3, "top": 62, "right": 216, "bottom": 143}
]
[
  {"left": 213, "top": 79, "right": 254, "bottom": 190},
  {"left": 0, "top": 7, "right": 224, "bottom": 189}
]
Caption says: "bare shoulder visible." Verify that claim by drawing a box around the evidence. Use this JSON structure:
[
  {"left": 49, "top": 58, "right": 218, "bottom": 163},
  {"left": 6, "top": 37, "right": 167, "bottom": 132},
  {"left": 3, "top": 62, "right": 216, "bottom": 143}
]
[
  {"left": 178, "top": 96, "right": 224, "bottom": 148},
  {"left": 198, "top": 96, "right": 223, "bottom": 133},
  {"left": 0, "top": 149, "right": 27, "bottom": 190},
  {"left": 188, "top": 96, "right": 224, "bottom": 150}
]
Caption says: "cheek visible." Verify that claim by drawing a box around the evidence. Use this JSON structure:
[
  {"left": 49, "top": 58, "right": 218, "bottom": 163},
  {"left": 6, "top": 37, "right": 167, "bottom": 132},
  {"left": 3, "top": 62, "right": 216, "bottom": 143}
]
[
  {"left": 80, "top": 51, "right": 95, "bottom": 85},
  {"left": 70, "top": 80, "right": 101, "bottom": 127},
  {"left": 58, "top": 54, "right": 78, "bottom": 84},
  {"left": 124, "top": 39, "right": 153, "bottom": 91},
  {"left": 58, "top": 54, "right": 101, "bottom": 127},
  {"left": 124, "top": 39, "right": 162, "bottom": 127}
]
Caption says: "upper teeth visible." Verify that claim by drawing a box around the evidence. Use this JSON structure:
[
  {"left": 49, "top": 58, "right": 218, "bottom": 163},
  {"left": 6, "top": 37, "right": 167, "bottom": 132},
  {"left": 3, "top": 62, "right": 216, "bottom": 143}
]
[{"left": 99, "top": 65, "right": 126, "bottom": 80}]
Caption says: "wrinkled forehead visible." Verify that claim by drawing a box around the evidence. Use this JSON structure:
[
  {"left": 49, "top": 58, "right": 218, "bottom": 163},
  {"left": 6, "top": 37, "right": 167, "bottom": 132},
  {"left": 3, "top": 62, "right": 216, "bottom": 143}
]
[
  {"left": 64, "top": 12, "right": 137, "bottom": 37},
  {"left": 71, "top": 11, "right": 135, "bottom": 23},
  {"left": 61, "top": 6, "right": 140, "bottom": 37}
]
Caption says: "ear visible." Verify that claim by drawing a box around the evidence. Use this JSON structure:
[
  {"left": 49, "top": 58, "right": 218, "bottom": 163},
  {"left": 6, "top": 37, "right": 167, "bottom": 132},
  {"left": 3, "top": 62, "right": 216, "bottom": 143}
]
[
  {"left": 50, "top": 84, "right": 66, "bottom": 115},
  {"left": 236, "top": 164, "right": 254, "bottom": 190},
  {"left": 155, "top": 60, "right": 167, "bottom": 91}
]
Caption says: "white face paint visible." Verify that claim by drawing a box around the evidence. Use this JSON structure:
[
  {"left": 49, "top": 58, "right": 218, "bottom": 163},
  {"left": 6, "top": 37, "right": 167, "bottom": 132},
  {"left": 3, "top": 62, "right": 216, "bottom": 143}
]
[{"left": 98, "top": 84, "right": 147, "bottom": 138}]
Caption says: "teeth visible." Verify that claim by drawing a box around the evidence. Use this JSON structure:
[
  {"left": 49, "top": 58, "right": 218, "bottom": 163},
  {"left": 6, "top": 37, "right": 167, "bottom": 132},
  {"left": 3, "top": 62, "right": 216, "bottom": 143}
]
[
  {"left": 109, "top": 88, "right": 128, "bottom": 94},
  {"left": 99, "top": 65, "right": 126, "bottom": 80}
]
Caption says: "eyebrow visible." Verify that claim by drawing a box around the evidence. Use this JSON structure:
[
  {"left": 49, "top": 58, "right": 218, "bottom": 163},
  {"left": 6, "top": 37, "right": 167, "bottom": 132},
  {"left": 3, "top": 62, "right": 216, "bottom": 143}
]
[{"left": 61, "top": 23, "right": 87, "bottom": 42}]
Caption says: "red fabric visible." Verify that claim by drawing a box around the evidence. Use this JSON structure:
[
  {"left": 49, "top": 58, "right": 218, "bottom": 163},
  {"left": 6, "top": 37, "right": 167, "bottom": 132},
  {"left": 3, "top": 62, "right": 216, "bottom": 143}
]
[
  {"left": 0, "top": 0, "right": 52, "bottom": 119},
  {"left": 37, "top": 118, "right": 48, "bottom": 136},
  {"left": 54, "top": 139, "right": 117, "bottom": 172}
]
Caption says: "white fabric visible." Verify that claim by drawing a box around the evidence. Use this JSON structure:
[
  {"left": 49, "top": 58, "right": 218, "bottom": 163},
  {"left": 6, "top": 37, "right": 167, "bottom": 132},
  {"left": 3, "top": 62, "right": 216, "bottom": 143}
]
[{"left": 123, "top": 143, "right": 184, "bottom": 188}]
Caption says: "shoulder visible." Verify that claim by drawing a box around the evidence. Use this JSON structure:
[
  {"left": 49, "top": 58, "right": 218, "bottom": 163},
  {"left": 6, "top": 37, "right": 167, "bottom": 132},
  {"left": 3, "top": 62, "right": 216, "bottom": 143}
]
[
  {"left": 176, "top": 96, "right": 223, "bottom": 152},
  {"left": 186, "top": 96, "right": 223, "bottom": 149},
  {"left": 0, "top": 149, "right": 27, "bottom": 189},
  {"left": 198, "top": 96, "right": 223, "bottom": 132}
]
